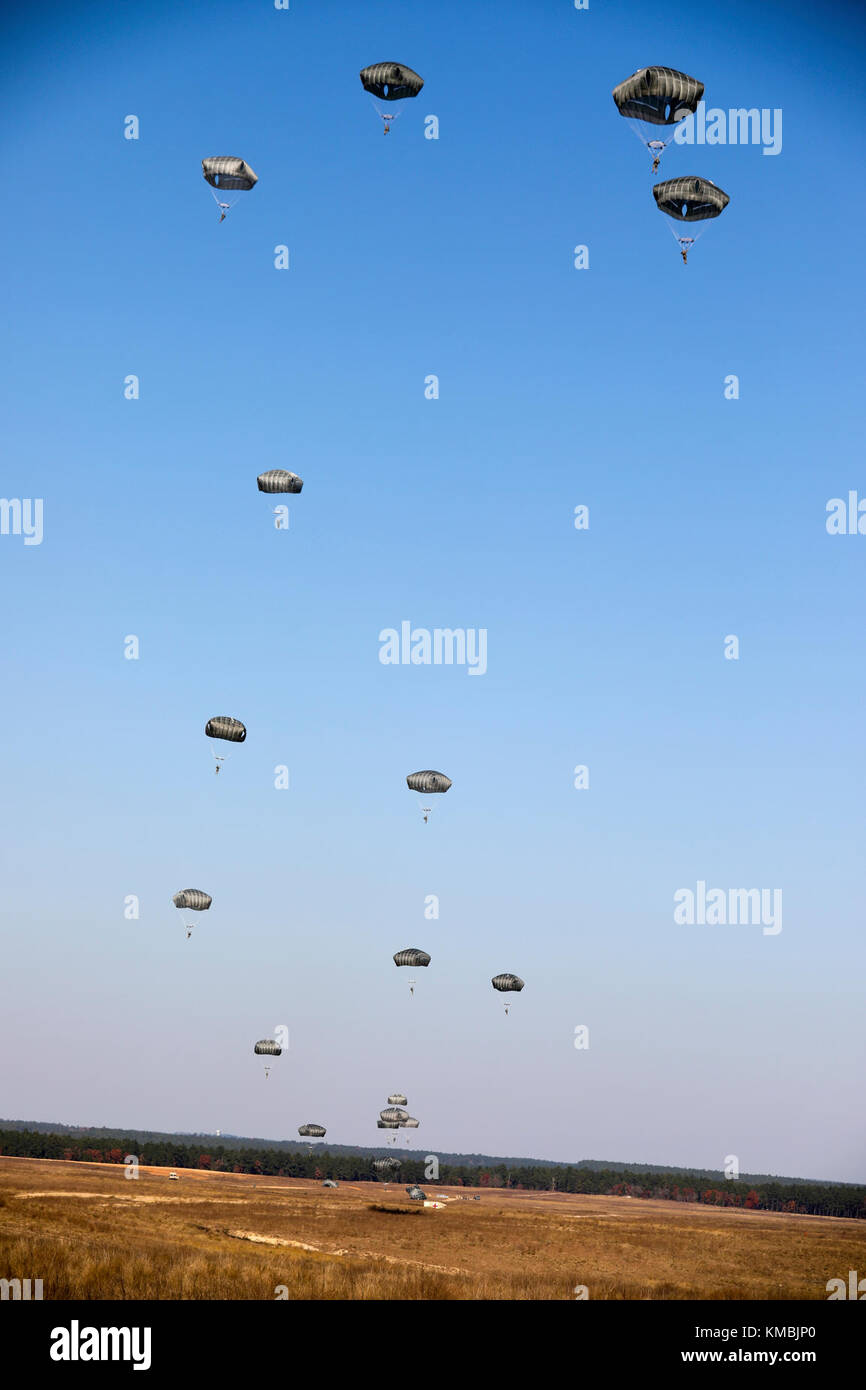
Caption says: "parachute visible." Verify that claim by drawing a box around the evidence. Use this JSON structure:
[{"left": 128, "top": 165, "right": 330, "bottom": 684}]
[
  {"left": 298, "top": 1124, "right": 326, "bottom": 1138},
  {"left": 400, "top": 1117, "right": 419, "bottom": 1129},
  {"left": 406, "top": 770, "right": 451, "bottom": 823},
  {"left": 387, "top": 1094, "right": 408, "bottom": 1107},
  {"left": 652, "top": 176, "right": 730, "bottom": 264},
  {"left": 205, "top": 716, "right": 246, "bottom": 775},
  {"left": 202, "top": 157, "right": 258, "bottom": 222},
  {"left": 406, "top": 1185, "right": 426, "bottom": 1200},
  {"left": 372, "top": 1156, "right": 402, "bottom": 1180},
  {"left": 172, "top": 889, "right": 212, "bottom": 911},
  {"left": 257, "top": 470, "right": 303, "bottom": 494},
  {"left": 394, "top": 946, "right": 430, "bottom": 997},
  {"left": 253, "top": 1037, "right": 282, "bottom": 1081},
  {"left": 380, "top": 1107, "right": 409, "bottom": 1124},
  {"left": 393, "top": 948, "right": 430, "bottom": 968},
  {"left": 612, "top": 67, "right": 703, "bottom": 172},
  {"left": 406, "top": 770, "right": 451, "bottom": 794},
  {"left": 492, "top": 973, "right": 525, "bottom": 1015},
  {"left": 322, "top": 1179, "right": 338, "bottom": 1188},
  {"left": 172, "top": 888, "right": 211, "bottom": 940},
  {"left": 359, "top": 62, "right": 424, "bottom": 134},
  {"left": 377, "top": 1120, "right": 401, "bottom": 1129},
  {"left": 206, "top": 716, "right": 246, "bottom": 741}
]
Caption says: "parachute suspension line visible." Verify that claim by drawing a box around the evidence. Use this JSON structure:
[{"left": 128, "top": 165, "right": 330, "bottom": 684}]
[
  {"left": 647, "top": 138, "right": 667, "bottom": 173},
  {"left": 667, "top": 222, "right": 700, "bottom": 265},
  {"left": 626, "top": 121, "right": 673, "bottom": 170},
  {"left": 210, "top": 189, "right": 239, "bottom": 221},
  {"left": 368, "top": 94, "right": 401, "bottom": 133}
]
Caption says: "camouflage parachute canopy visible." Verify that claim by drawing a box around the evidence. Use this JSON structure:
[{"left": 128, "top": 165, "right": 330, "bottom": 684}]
[
  {"left": 373, "top": 1156, "right": 402, "bottom": 1172},
  {"left": 205, "top": 716, "right": 246, "bottom": 743},
  {"left": 380, "top": 1108, "right": 409, "bottom": 1124},
  {"left": 377, "top": 1120, "right": 401, "bottom": 1129},
  {"left": 322, "top": 1179, "right": 338, "bottom": 1188},
  {"left": 653, "top": 176, "right": 730, "bottom": 221},
  {"left": 257, "top": 470, "right": 303, "bottom": 494},
  {"left": 612, "top": 67, "right": 703, "bottom": 125},
  {"left": 387, "top": 1094, "right": 408, "bottom": 1107},
  {"left": 401, "top": 1117, "right": 420, "bottom": 1129},
  {"left": 406, "top": 771, "right": 452, "bottom": 794},
  {"left": 202, "top": 157, "right": 258, "bottom": 190},
  {"left": 359, "top": 62, "right": 424, "bottom": 101},
  {"left": 393, "top": 948, "right": 431, "bottom": 968},
  {"left": 406, "top": 1185, "right": 426, "bottom": 1200},
  {"left": 254, "top": 1039, "right": 282, "bottom": 1056},
  {"left": 492, "top": 973, "right": 525, "bottom": 993},
  {"left": 172, "top": 889, "right": 212, "bottom": 911},
  {"left": 298, "top": 1124, "right": 326, "bottom": 1138}
]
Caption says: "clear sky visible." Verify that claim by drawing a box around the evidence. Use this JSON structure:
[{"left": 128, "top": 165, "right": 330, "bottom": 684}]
[{"left": 2, "top": 0, "right": 864, "bottom": 1182}]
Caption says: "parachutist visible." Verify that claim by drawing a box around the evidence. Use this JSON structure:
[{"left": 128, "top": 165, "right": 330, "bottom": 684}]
[
  {"left": 173, "top": 889, "right": 212, "bottom": 938},
  {"left": 613, "top": 69, "right": 704, "bottom": 168},
  {"left": 360, "top": 62, "right": 424, "bottom": 133},
  {"left": 654, "top": 180, "right": 729, "bottom": 264},
  {"left": 202, "top": 159, "right": 257, "bottom": 219},
  {"left": 493, "top": 973, "right": 525, "bottom": 1012}
]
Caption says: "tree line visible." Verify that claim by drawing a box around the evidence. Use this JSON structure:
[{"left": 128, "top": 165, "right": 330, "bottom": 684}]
[{"left": 2, "top": 1127, "right": 863, "bottom": 1219}]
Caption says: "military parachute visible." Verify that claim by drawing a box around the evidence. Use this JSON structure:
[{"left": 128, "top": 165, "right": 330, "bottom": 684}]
[
  {"left": 400, "top": 1117, "right": 420, "bottom": 1144},
  {"left": 380, "top": 1107, "right": 409, "bottom": 1124},
  {"left": 492, "top": 973, "right": 525, "bottom": 1015},
  {"left": 253, "top": 1038, "right": 282, "bottom": 1080},
  {"left": 394, "top": 947, "right": 430, "bottom": 997},
  {"left": 257, "top": 470, "right": 303, "bottom": 494},
  {"left": 205, "top": 716, "right": 246, "bottom": 775},
  {"left": 359, "top": 62, "right": 424, "bottom": 134},
  {"left": 201, "top": 157, "right": 258, "bottom": 222},
  {"left": 372, "top": 1156, "right": 402, "bottom": 1181},
  {"left": 612, "top": 67, "right": 703, "bottom": 171},
  {"left": 172, "top": 889, "right": 212, "bottom": 940},
  {"left": 298, "top": 1124, "right": 326, "bottom": 1139},
  {"left": 652, "top": 176, "right": 730, "bottom": 264},
  {"left": 387, "top": 1094, "right": 408, "bottom": 1107},
  {"left": 406, "top": 770, "right": 451, "bottom": 823}
]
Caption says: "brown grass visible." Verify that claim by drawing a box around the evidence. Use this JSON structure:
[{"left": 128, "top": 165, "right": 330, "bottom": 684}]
[{"left": 1, "top": 1156, "right": 863, "bottom": 1300}]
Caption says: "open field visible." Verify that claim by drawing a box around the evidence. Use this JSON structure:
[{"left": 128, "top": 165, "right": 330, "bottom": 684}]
[{"left": 1, "top": 1156, "right": 863, "bottom": 1300}]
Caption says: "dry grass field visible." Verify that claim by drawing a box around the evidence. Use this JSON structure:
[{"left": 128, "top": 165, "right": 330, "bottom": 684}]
[{"left": 1, "top": 1156, "right": 863, "bottom": 1300}]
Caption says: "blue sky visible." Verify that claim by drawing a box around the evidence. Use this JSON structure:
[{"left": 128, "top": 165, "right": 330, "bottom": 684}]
[{"left": 2, "top": 0, "right": 865, "bottom": 1181}]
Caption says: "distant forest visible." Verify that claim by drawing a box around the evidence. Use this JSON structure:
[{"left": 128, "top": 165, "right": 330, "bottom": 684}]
[{"left": 2, "top": 1125, "right": 863, "bottom": 1219}]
